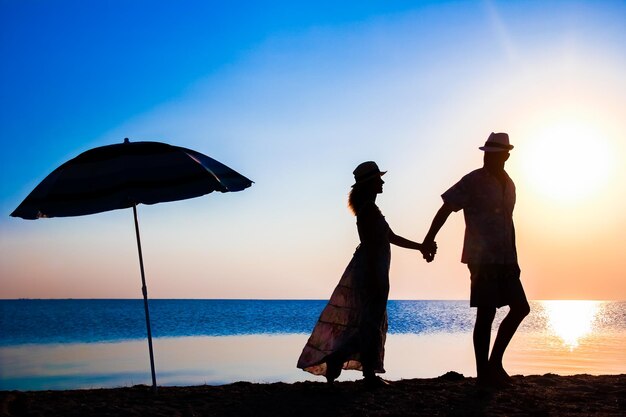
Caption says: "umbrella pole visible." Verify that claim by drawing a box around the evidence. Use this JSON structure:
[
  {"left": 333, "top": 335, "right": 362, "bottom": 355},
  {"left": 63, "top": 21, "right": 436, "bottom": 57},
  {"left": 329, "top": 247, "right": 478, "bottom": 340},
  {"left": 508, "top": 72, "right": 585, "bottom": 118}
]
[{"left": 132, "top": 204, "right": 158, "bottom": 394}]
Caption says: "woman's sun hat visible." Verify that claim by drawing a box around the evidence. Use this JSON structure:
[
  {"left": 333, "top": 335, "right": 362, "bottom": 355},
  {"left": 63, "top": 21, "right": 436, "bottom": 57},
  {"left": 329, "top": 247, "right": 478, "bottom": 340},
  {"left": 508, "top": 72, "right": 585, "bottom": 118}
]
[
  {"left": 479, "top": 132, "right": 514, "bottom": 152},
  {"left": 352, "top": 161, "right": 386, "bottom": 187}
]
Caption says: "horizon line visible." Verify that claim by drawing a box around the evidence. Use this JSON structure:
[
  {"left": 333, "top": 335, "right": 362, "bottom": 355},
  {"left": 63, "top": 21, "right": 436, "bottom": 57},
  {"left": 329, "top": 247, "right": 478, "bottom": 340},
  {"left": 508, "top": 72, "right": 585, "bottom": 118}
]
[{"left": 1, "top": 298, "right": 623, "bottom": 302}]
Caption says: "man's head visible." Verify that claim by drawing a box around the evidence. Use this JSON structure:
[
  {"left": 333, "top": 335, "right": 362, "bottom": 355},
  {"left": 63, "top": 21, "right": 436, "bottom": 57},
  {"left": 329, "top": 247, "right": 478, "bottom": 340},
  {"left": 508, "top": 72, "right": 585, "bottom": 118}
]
[
  {"left": 479, "top": 132, "right": 513, "bottom": 152},
  {"left": 480, "top": 132, "right": 512, "bottom": 172}
]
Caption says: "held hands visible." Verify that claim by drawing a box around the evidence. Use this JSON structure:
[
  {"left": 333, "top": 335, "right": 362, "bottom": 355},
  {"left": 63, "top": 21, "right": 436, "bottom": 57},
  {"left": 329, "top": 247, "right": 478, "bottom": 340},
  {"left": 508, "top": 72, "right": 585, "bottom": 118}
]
[{"left": 420, "top": 240, "right": 437, "bottom": 263}]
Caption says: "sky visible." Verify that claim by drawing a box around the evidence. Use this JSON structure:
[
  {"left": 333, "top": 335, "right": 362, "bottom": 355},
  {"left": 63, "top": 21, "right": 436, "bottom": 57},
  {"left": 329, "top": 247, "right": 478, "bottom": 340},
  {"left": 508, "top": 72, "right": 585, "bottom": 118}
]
[{"left": 1, "top": 0, "right": 625, "bottom": 300}]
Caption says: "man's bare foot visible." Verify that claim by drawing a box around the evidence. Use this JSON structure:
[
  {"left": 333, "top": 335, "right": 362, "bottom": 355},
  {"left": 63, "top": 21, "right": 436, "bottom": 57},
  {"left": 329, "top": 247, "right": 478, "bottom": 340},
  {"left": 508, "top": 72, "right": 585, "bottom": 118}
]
[
  {"left": 364, "top": 375, "right": 390, "bottom": 388},
  {"left": 488, "top": 362, "right": 512, "bottom": 385}
]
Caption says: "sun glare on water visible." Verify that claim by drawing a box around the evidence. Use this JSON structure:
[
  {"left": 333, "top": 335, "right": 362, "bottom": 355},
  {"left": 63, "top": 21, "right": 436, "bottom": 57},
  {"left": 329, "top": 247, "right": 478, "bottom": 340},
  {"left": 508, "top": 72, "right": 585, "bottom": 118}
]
[
  {"left": 542, "top": 300, "right": 601, "bottom": 350},
  {"left": 520, "top": 121, "right": 614, "bottom": 204}
]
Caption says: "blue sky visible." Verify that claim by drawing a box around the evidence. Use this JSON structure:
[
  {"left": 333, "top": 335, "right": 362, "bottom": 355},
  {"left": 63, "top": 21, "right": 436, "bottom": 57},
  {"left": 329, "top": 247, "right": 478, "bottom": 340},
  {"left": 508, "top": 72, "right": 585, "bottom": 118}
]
[
  {"left": 1, "top": 0, "right": 461, "bottom": 203},
  {"left": 1, "top": 1, "right": 625, "bottom": 299}
]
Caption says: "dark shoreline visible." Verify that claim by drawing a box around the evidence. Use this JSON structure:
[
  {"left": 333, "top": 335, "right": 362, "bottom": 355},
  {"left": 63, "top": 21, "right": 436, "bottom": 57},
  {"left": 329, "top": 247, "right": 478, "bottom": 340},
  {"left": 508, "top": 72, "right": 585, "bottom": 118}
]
[{"left": 2, "top": 373, "right": 625, "bottom": 417}]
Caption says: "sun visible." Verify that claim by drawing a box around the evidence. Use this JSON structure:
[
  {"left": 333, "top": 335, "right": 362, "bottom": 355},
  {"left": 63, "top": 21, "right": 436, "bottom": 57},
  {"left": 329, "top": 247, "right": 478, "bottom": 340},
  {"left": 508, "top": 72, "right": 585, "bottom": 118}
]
[{"left": 519, "top": 120, "right": 614, "bottom": 203}]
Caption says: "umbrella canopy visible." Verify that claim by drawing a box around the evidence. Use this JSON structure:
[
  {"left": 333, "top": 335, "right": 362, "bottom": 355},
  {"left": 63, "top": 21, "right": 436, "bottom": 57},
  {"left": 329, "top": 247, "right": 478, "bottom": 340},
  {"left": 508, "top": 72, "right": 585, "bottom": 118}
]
[
  {"left": 12, "top": 138, "right": 252, "bottom": 219},
  {"left": 11, "top": 139, "right": 253, "bottom": 393}
]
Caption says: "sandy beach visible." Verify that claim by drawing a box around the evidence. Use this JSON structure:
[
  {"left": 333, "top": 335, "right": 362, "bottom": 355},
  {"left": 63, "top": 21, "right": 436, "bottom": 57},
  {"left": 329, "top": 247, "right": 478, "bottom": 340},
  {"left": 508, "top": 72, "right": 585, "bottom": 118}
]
[{"left": 1, "top": 373, "right": 624, "bottom": 417}]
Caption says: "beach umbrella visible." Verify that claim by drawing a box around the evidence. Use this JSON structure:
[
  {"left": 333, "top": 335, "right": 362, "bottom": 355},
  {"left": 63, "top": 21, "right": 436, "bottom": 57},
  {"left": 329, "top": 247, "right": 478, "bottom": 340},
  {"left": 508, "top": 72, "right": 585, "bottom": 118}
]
[{"left": 10, "top": 138, "right": 253, "bottom": 393}]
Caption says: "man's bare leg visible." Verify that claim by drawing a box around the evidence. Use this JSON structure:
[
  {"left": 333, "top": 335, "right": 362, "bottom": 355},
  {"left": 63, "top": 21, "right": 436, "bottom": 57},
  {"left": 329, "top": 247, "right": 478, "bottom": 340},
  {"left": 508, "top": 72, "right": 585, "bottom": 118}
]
[
  {"left": 474, "top": 306, "right": 496, "bottom": 384},
  {"left": 488, "top": 301, "right": 530, "bottom": 383}
]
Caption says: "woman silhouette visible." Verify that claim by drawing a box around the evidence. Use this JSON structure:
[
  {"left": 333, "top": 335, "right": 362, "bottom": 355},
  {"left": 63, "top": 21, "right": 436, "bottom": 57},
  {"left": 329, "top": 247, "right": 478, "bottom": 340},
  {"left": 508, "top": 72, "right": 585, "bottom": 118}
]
[{"left": 297, "top": 161, "right": 434, "bottom": 387}]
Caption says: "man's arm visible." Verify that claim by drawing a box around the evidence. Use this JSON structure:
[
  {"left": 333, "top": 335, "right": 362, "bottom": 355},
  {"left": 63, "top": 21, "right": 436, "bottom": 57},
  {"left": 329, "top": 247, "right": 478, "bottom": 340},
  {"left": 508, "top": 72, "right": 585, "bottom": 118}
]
[{"left": 422, "top": 202, "right": 454, "bottom": 261}]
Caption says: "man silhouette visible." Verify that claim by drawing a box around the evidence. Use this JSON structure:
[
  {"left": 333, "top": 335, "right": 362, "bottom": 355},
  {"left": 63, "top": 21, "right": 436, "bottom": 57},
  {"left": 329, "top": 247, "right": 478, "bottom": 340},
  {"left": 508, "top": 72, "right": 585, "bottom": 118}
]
[{"left": 422, "top": 132, "right": 530, "bottom": 386}]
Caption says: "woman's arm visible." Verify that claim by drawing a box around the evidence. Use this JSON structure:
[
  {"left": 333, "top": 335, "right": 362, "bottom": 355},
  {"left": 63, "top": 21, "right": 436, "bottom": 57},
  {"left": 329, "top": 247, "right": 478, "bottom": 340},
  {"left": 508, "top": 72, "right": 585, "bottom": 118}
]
[
  {"left": 388, "top": 230, "right": 424, "bottom": 251},
  {"left": 389, "top": 230, "right": 437, "bottom": 261}
]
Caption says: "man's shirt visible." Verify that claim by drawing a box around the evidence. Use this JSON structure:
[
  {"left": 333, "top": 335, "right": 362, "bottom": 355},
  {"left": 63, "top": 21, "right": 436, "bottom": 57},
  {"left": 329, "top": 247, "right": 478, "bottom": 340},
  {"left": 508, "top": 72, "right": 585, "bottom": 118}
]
[{"left": 442, "top": 167, "right": 517, "bottom": 264}]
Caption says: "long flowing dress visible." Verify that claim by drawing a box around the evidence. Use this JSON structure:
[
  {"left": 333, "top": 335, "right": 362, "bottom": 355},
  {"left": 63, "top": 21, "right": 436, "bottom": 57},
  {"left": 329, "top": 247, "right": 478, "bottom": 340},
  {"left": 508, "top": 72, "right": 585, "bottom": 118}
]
[{"left": 297, "top": 200, "right": 391, "bottom": 376}]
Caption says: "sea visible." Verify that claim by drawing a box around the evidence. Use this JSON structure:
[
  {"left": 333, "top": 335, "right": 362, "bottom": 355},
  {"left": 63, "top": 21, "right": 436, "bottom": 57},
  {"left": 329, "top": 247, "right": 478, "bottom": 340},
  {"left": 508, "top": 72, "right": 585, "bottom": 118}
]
[{"left": 1, "top": 299, "right": 624, "bottom": 391}]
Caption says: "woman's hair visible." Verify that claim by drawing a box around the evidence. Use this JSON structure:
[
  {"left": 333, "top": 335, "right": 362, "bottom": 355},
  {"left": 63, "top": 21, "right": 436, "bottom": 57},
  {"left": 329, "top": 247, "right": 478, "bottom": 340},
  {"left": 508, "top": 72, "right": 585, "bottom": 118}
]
[{"left": 348, "top": 182, "right": 377, "bottom": 215}]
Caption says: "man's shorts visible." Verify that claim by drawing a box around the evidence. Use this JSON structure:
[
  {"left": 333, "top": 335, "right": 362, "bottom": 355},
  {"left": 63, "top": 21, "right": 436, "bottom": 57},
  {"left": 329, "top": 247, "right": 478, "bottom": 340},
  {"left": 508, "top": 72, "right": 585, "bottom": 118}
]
[{"left": 467, "top": 263, "right": 528, "bottom": 308}]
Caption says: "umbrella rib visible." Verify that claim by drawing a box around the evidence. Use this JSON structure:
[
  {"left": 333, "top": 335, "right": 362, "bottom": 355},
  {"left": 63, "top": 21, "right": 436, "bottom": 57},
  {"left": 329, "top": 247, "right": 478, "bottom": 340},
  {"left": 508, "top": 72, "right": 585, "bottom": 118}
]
[{"left": 22, "top": 173, "right": 223, "bottom": 204}]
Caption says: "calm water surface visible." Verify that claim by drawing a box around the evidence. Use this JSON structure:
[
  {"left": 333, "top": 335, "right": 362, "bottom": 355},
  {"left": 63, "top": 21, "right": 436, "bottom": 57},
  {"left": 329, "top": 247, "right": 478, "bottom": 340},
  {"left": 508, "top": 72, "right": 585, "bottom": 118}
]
[{"left": 1, "top": 300, "right": 624, "bottom": 390}]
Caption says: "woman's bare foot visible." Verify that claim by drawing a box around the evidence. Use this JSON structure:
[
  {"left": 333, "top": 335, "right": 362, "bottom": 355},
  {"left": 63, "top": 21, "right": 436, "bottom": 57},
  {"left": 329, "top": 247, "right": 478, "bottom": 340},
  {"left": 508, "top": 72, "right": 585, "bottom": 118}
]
[{"left": 325, "top": 359, "right": 342, "bottom": 384}]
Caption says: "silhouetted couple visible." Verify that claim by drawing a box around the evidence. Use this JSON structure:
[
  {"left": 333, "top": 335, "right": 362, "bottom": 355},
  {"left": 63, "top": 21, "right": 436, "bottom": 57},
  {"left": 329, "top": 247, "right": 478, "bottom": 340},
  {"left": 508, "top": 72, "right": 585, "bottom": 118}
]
[{"left": 297, "top": 132, "right": 530, "bottom": 388}]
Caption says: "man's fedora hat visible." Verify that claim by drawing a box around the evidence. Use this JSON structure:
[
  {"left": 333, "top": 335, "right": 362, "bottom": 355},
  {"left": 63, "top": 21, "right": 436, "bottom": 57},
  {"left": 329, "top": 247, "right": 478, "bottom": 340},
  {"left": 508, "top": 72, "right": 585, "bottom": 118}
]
[
  {"left": 352, "top": 161, "right": 386, "bottom": 187},
  {"left": 479, "top": 132, "right": 514, "bottom": 152}
]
